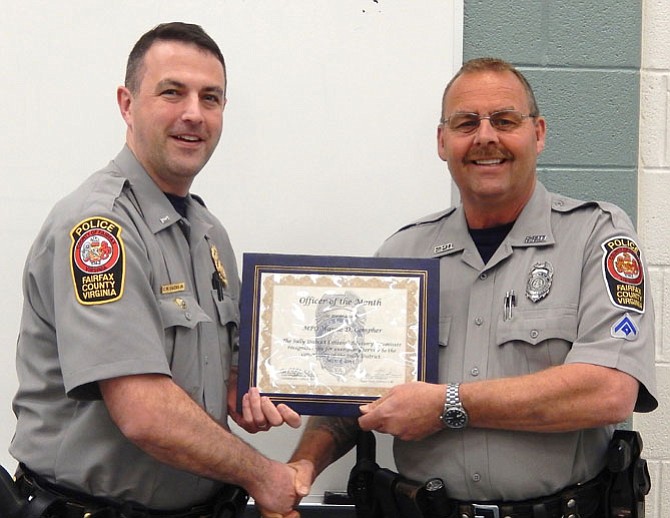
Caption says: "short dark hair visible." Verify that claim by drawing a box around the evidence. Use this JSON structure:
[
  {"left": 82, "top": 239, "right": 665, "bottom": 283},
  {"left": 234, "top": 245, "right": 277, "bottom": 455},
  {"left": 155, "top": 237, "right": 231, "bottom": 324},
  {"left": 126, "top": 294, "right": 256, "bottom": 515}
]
[
  {"left": 441, "top": 57, "right": 539, "bottom": 119},
  {"left": 125, "top": 22, "right": 226, "bottom": 95}
]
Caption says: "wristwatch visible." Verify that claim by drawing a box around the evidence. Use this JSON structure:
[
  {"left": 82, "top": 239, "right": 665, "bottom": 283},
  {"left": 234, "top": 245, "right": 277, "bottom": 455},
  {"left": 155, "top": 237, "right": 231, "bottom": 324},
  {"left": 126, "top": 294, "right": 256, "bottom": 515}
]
[{"left": 440, "top": 382, "right": 468, "bottom": 429}]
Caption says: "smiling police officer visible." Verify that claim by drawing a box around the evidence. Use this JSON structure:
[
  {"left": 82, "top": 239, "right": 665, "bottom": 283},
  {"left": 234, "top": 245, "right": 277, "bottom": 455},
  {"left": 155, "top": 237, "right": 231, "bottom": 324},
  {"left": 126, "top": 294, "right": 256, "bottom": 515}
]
[
  {"left": 8, "top": 22, "right": 310, "bottom": 518},
  {"left": 280, "top": 58, "right": 658, "bottom": 518}
]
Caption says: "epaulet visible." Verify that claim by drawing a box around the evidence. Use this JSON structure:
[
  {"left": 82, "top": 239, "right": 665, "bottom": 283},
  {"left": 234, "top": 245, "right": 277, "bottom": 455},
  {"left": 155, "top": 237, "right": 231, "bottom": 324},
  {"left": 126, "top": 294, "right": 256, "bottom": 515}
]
[
  {"left": 190, "top": 193, "right": 207, "bottom": 207},
  {"left": 551, "top": 194, "right": 633, "bottom": 227},
  {"left": 550, "top": 193, "right": 598, "bottom": 213},
  {"left": 393, "top": 207, "right": 456, "bottom": 234}
]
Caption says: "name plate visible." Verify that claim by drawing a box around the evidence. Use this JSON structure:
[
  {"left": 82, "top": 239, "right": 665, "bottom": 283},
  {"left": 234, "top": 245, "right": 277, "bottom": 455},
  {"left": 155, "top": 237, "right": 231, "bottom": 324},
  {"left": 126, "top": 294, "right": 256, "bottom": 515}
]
[{"left": 237, "top": 253, "right": 439, "bottom": 416}]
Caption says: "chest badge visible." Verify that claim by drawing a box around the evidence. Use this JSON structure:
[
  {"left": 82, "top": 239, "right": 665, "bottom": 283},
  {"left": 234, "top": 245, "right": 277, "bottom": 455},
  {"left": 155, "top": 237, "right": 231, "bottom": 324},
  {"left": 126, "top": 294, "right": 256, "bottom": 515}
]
[
  {"left": 526, "top": 261, "right": 554, "bottom": 302},
  {"left": 210, "top": 243, "right": 228, "bottom": 288}
]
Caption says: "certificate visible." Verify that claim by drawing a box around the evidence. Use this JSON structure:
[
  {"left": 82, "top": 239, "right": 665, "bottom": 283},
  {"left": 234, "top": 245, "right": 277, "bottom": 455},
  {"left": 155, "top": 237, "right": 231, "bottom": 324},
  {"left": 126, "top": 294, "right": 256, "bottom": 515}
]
[{"left": 237, "top": 253, "right": 439, "bottom": 416}]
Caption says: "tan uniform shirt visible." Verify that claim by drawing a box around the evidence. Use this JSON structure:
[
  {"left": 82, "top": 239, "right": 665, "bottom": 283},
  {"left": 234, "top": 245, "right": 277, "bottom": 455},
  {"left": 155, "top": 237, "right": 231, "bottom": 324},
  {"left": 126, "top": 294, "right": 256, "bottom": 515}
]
[
  {"left": 377, "top": 182, "right": 657, "bottom": 501},
  {"left": 11, "top": 146, "right": 241, "bottom": 509}
]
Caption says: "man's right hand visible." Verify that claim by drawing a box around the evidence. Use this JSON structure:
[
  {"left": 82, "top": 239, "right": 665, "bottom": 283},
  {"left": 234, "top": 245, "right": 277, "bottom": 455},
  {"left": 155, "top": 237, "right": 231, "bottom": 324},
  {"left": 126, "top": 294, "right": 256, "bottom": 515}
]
[{"left": 254, "top": 459, "right": 314, "bottom": 518}]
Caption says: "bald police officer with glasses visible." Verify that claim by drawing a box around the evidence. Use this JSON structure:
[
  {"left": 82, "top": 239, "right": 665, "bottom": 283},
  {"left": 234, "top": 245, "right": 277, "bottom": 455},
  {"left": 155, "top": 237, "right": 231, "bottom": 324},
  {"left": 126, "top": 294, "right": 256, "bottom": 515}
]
[{"left": 278, "top": 58, "right": 658, "bottom": 518}]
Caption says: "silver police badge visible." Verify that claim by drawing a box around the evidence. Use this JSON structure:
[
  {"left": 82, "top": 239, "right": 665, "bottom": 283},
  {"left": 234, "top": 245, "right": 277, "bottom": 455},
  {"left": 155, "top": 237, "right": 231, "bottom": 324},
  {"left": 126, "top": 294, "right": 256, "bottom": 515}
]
[{"left": 526, "top": 262, "right": 554, "bottom": 302}]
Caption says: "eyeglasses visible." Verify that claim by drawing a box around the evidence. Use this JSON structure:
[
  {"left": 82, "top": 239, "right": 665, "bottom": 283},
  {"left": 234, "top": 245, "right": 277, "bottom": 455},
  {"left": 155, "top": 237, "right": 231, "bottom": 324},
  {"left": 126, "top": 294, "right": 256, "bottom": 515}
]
[{"left": 440, "top": 110, "right": 537, "bottom": 134}]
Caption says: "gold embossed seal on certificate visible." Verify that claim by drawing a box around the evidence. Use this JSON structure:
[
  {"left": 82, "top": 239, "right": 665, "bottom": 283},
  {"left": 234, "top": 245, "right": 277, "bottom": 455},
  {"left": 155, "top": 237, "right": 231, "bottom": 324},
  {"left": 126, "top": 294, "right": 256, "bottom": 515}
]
[{"left": 237, "top": 253, "right": 440, "bottom": 416}]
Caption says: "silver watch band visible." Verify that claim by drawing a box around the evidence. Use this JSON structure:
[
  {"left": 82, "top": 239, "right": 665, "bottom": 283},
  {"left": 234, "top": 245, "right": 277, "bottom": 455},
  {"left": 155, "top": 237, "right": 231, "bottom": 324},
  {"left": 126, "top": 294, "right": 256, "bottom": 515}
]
[{"left": 446, "top": 382, "right": 461, "bottom": 407}]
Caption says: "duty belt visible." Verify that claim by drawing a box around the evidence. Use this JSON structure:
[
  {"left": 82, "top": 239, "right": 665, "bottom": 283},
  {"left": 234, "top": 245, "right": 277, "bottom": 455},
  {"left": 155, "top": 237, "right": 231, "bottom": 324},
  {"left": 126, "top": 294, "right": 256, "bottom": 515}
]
[
  {"left": 450, "top": 474, "right": 604, "bottom": 518},
  {"left": 15, "top": 467, "right": 245, "bottom": 518}
]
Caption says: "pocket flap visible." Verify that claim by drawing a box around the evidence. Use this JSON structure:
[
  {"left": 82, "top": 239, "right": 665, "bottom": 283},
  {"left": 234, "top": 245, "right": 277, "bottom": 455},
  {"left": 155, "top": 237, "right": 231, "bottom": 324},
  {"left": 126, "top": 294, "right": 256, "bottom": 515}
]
[
  {"left": 158, "top": 294, "right": 211, "bottom": 329},
  {"left": 438, "top": 316, "right": 452, "bottom": 347},
  {"left": 212, "top": 295, "right": 240, "bottom": 327},
  {"left": 496, "top": 307, "right": 578, "bottom": 346}
]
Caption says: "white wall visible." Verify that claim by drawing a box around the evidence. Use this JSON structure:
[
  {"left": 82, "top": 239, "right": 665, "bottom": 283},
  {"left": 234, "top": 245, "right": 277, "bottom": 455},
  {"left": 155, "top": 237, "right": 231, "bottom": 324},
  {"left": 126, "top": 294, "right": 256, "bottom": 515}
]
[{"left": 0, "top": 1, "right": 462, "bottom": 497}]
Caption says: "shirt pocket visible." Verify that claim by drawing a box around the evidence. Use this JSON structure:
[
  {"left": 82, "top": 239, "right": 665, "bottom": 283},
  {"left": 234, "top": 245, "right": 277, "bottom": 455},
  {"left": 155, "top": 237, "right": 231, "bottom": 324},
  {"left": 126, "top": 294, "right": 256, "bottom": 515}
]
[
  {"left": 494, "top": 306, "right": 578, "bottom": 375},
  {"left": 211, "top": 293, "right": 240, "bottom": 371},
  {"left": 158, "top": 294, "right": 212, "bottom": 367}
]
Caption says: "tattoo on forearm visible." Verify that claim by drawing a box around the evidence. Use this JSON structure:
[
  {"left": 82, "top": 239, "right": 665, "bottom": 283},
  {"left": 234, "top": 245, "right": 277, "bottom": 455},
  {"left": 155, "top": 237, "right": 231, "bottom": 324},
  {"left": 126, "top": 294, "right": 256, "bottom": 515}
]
[{"left": 307, "top": 416, "right": 359, "bottom": 459}]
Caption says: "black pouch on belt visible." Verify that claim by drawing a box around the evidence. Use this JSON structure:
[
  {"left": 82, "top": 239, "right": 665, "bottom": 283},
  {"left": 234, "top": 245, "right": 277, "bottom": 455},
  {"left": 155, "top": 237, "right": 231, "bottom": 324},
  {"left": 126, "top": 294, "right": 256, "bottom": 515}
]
[
  {"left": 212, "top": 485, "right": 248, "bottom": 518},
  {"left": 606, "top": 429, "right": 651, "bottom": 518},
  {"left": 0, "top": 464, "right": 71, "bottom": 518}
]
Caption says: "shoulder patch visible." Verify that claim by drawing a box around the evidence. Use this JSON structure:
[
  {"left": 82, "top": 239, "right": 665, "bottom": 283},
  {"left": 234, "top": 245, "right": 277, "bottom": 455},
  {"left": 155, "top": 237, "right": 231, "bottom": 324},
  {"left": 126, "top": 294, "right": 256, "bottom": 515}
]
[
  {"left": 601, "top": 236, "right": 644, "bottom": 313},
  {"left": 70, "top": 217, "right": 125, "bottom": 305}
]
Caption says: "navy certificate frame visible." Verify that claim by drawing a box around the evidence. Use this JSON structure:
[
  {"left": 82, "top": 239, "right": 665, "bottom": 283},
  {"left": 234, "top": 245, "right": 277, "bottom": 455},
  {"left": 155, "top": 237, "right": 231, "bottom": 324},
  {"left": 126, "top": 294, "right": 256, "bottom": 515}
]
[{"left": 237, "top": 253, "right": 439, "bottom": 416}]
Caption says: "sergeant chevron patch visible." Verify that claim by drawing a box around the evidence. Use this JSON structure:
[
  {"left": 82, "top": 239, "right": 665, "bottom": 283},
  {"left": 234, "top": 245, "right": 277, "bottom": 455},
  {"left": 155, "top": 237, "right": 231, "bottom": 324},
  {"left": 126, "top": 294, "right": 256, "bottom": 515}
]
[{"left": 611, "top": 314, "right": 639, "bottom": 341}]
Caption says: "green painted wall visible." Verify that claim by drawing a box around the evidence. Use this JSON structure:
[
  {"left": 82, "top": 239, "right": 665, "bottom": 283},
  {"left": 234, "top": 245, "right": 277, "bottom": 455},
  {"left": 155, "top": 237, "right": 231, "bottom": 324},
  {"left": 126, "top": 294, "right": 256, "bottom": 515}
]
[{"left": 462, "top": 0, "right": 641, "bottom": 222}]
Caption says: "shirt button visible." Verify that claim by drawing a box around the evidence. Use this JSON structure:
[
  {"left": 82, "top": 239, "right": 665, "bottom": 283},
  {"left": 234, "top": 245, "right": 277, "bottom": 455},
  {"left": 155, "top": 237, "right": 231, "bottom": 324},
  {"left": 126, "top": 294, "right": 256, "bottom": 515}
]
[
  {"left": 472, "top": 473, "right": 481, "bottom": 482},
  {"left": 530, "top": 329, "right": 539, "bottom": 339},
  {"left": 479, "top": 273, "right": 488, "bottom": 280},
  {"left": 185, "top": 311, "right": 192, "bottom": 320},
  {"left": 474, "top": 317, "right": 483, "bottom": 326},
  {"left": 470, "top": 367, "right": 480, "bottom": 377}
]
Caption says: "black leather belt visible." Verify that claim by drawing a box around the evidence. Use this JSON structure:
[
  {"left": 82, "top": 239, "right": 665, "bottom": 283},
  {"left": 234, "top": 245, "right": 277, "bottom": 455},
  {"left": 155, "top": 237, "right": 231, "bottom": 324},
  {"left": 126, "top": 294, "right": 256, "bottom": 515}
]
[
  {"left": 15, "top": 468, "right": 219, "bottom": 518},
  {"left": 451, "top": 473, "right": 605, "bottom": 518}
]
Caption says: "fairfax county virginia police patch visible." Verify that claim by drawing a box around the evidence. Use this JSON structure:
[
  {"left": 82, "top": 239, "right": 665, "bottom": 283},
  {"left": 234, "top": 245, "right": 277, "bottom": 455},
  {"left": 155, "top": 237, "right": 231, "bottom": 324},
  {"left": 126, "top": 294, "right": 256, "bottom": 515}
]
[
  {"left": 70, "top": 217, "right": 125, "bottom": 305},
  {"left": 601, "top": 236, "right": 644, "bottom": 314}
]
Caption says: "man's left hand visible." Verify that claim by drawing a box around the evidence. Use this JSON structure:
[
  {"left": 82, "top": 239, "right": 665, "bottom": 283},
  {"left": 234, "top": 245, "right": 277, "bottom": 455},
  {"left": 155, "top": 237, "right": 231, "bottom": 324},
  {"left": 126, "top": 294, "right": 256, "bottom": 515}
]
[
  {"left": 358, "top": 382, "right": 445, "bottom": 441},
  {"left": 228, "top": 372, "right": 301, "bottom": 433}
]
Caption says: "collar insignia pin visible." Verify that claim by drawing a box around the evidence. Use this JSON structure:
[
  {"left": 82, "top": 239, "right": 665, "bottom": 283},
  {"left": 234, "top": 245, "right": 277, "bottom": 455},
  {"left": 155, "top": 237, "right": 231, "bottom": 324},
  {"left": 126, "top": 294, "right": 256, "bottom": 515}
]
[
  {"left": 434, "top": 243, "right": 454, "bottom": 254},
  {"left": 524, "top": 235, "right": 547, "bottom": 244}
]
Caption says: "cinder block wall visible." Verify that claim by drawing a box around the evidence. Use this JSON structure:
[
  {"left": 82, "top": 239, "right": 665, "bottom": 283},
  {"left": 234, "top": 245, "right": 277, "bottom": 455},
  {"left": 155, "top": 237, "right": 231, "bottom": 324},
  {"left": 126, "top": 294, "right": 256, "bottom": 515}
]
[
  {"left": 463, "top": 0, "right": 640, "bottom": 212},
  {"left": 636, "top": 1, "right": 670, "bottom": 517},
  {"left": 463, "top": 0, "right": 668, "bottom": 516}
]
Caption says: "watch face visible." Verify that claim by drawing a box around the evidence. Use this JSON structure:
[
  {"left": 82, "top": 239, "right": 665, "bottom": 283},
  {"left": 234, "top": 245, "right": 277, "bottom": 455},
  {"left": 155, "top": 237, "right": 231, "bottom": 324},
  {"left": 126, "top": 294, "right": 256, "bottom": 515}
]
[{"left": 444, "top": 408, "right": 468, "bottom": 428}]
